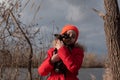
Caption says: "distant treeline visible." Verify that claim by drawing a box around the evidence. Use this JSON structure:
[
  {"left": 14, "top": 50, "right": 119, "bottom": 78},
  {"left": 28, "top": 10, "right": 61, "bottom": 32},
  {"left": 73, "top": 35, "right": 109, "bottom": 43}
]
[
  {"left": 0, "top": 50, "right": 106, "bottom": 68},
  {"left": 82, "top": 53, "right": 106, "bottom": 68}
]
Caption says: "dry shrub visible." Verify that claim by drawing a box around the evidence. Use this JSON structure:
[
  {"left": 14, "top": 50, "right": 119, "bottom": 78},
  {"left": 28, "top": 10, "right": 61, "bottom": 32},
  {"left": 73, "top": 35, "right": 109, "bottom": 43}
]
[{"left": 82, "top": 53, "right": 103, "bottom": 68}]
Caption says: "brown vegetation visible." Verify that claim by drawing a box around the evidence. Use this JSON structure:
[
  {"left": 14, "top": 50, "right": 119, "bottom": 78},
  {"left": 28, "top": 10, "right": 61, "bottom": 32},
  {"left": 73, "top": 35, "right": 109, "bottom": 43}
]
[
  {"left": 1, "top": 0, "right": 119, "bottom": 80},
  {"left": 0, "top": 49, "right": 106, "bottom": 80},
  {"left": 82, "top": 53, "right": 105, "bottom": 68},
  {"left": 0, "top": 50, "right": 106, "bottom": 68}
]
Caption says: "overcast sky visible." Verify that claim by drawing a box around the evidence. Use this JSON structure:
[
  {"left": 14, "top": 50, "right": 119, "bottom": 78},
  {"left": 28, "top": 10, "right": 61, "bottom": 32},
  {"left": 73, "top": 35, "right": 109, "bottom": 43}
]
[
  {"left": 1, "top": 0, "right": 120, "bottom": 54},
  {"left": 19, "top": 0, "right": 118, "bottom": 54}
]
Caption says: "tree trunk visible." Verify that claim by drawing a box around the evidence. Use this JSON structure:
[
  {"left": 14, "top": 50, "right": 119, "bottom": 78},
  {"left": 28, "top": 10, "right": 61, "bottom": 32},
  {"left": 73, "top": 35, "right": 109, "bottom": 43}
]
[{"left": 104, "top": 0, "right": 120, "bottom": 80}]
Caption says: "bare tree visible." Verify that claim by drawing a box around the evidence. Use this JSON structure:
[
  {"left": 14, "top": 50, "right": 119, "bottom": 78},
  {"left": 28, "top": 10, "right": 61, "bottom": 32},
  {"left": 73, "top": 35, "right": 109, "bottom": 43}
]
[
  {"left": 104, "top": 0, "right": 120, "bottom": 80},
  {"left": 0, "top": 1, "right": 42, "bottom": 80},
  {"left": 93, "top": 0, "right": 120, "bottom": 80}
]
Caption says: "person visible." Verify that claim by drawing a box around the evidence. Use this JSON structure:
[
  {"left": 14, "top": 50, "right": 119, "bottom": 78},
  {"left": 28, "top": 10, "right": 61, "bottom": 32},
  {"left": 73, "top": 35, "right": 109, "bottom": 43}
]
[{"left": 38, "top": 24, "right": 84, "bottom": 80}]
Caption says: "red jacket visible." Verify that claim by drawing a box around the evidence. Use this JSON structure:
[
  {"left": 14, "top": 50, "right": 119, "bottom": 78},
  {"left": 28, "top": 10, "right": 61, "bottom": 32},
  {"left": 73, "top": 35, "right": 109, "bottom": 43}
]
[{"left": 38, "top": 45, "right": 84, "bottom": 80}]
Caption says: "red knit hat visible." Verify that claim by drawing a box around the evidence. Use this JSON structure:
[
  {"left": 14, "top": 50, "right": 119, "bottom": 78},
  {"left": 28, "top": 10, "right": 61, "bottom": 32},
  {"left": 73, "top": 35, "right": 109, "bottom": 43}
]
[{"left": 60, "top": 24, "right": 79, "bottom": 42}]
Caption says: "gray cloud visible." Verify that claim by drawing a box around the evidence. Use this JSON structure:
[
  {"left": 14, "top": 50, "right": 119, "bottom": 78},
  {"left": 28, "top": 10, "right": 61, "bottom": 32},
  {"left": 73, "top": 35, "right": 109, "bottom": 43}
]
[{"left": 20, "top": 0, "right": 108, "bottom": 54}]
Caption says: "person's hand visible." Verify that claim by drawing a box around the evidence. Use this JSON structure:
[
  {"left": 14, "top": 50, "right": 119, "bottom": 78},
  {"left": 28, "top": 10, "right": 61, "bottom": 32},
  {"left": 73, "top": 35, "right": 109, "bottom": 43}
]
[
  {"left": 55, "top": 39, "right": 64, "bottom": 49},
  {"left": 50, "top": 53, "right": 60, "bottom": 63}
]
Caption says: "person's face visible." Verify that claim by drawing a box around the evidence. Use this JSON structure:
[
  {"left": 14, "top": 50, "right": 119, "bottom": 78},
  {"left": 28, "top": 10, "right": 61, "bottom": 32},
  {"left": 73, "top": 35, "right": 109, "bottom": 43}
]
[{"left": 63, "top": 30, "right": 76, "bottom": 45}]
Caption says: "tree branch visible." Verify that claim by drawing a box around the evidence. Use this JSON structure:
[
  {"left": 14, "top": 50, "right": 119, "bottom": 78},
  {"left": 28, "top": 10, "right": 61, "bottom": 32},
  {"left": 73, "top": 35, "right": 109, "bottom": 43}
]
[
  {"left": 92, "top": 8, "right": 105, "bottom": 19},
  {"left": 8, "top": 9, "right": 33, "bottom": 80}
]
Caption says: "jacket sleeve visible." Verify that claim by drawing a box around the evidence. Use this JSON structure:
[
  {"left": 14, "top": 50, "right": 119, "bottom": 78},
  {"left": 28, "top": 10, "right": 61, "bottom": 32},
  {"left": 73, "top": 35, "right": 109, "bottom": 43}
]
[
  {"left": 38, "top": 49, "right": 54, "bottom": 76},
  {"left": 58, "top": 46, "right": 84, "bottom": 73}
]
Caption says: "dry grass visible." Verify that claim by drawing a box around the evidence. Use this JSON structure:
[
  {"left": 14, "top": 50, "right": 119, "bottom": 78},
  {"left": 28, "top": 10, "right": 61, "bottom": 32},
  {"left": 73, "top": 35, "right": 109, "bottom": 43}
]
[{"left": 90, "top": 74, "right": 96, "bottom": 80}]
